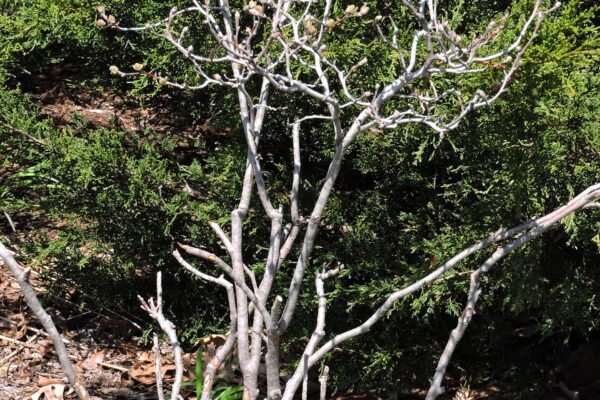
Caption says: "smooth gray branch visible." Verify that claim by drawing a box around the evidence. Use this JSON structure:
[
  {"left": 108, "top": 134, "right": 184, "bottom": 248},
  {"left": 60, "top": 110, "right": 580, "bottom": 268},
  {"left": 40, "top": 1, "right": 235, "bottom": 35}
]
[
  {"left": 282, "top": 184, "right": 599, "bottom": 399},
  {"left": 0, "top": 242, "right": 91, "bottom": 400},
  {"left": 426, "top": 183, "right": 600, "bottom": 399},
  {"left": 139, "top": 272, "right": 183, "bottom": 400}
]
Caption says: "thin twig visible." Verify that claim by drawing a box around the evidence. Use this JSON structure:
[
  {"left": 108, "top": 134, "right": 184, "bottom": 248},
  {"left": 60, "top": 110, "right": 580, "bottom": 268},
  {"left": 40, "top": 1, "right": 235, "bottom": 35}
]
[
  {"left": 0, "top": 121, "right": 46, "bottom": 145},
  {"left": 98, "top": 362, "right": 129, "bottom": 373},
  {"left": 0, "top": 333, "right": 40, "bottom": 365},
  {"left": 0, "top": 315, "right": 71, "bottom": 344},
  {"left": 0, "top": 333, "right": 39, "bottom": 350}
]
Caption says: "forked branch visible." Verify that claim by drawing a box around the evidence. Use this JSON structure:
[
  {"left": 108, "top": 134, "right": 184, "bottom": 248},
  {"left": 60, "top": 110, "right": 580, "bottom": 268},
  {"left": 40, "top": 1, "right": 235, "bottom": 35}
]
[
  {"left": 139, "top": 272, "right": 183, "bottom": 400},
  {"left": 281, "top": 184, "right": 600, "bottom": 400},
  {"left": 101, "top": 1, "right": 567, "bottom": 399}
]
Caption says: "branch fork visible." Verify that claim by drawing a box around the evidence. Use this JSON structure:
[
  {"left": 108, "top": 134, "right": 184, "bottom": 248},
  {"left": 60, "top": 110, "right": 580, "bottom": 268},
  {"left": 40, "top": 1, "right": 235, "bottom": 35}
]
[{"left": 97, "top": 1, "right": 587, "bottom": 399}]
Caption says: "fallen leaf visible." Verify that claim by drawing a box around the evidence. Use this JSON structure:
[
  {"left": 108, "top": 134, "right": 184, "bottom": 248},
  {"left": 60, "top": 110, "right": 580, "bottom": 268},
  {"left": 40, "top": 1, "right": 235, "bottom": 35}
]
[
  {"left": 128, "top": 357, "right": 175, "bottom": 385},
  {"left": 82, "top": 349, "right": 105, "bottom": 370},
  {"left": 37, "top": 376, "right": 63, "bottom": 387},
  {"left": 31, "top": 384, "right": 65, "bottom": 400},
  {"left": 0, "top": 312, "right": 27, "bottom": 345}
]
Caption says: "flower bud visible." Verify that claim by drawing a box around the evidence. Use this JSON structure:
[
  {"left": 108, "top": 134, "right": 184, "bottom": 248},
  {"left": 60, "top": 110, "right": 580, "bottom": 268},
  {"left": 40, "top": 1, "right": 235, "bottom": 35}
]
[
  {"left": 248, "top": 0, "right": 256, "bottom": 7},
  {"left": 132, "top": 63, "right": 144, "bottom": 71},
  {"left": 375, "top": 15, "right": 383, "bottom": 22},
  {"left": 325, "top": 18, "right": 335, "bottom": 28},
  {"left": 107, "top": 15, "right": 116, "bottom": 24},
  {"left": 109, "top": 65, "right": 119, "bottom": 75},
  {"left": 97, "top": 5, "right": 105, "bottom": 13},
  {"left": 158, "top": 77, "right": 168, "bottom": 85},
  {"left": 359, "top": 5, "right": 369, "bottom": 16},
  {"left": 96, "top": 19, "right": 106, "bottom": 27},
  {"left": 345, "top": 4, "right": 357, "bottom": 14}
]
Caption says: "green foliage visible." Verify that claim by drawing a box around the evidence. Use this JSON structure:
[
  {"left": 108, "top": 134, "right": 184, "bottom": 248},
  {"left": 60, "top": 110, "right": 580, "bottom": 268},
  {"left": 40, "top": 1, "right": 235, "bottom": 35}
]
[
  {"left": 180, "top": 348, "right": 244, "bottom": 400},
  {"left": 0, "top": 86, "right": 245, "bottom": 336},
  {"left": 1, "top": 0, "right": 599, "bottom": 397}
]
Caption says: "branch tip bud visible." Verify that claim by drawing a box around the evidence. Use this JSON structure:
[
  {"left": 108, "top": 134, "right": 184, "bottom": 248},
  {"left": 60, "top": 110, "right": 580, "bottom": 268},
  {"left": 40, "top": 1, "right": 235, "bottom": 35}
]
[
  {"left": 109, "top": 65, "right": 119, "bottom": 75},
  {"left": 132, "top": 63, "right": 144, "bottom": 71}
]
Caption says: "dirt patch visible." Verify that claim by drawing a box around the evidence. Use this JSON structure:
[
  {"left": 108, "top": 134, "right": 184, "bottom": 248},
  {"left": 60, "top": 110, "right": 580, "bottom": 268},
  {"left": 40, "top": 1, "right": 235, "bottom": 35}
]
[
  {"left": 16, "top": 62, "right": 228, "bottom": 149},
  {"left": 0, "top": 260, "right": 196, "bottom": 399}
]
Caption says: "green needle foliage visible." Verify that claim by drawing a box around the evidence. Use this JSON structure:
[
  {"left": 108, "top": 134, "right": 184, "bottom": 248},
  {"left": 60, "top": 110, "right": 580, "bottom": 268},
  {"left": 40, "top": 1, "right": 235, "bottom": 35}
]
[{"left": 0, "top": 0, "right": 598, "bottom": 397}]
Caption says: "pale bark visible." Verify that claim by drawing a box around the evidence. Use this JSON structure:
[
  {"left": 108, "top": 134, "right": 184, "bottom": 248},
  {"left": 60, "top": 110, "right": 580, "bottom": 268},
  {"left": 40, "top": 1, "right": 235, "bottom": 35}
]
[
  {"left": 425, "top": 184, "right": 600, "bottom": 400},
  {"left": 0, "top": 243, "right": 90, "bottom": 400},
  {"left": 102, "top": 1, "right": 568, "bottom": 399},
  {"left": 153, "top": 334, "right": 165, "bottom": 400},
  {"left": 319, "top": 366, "right": 329, "bottom": 400},
  {"left": 281, "top": 184, "right": 600, "bottom": 399},
  {"left": 139, "top": 272, "right": 183, "bottom": 400},
  {"left": 172, "top": 249, "right": 238, "bottom": 400}
]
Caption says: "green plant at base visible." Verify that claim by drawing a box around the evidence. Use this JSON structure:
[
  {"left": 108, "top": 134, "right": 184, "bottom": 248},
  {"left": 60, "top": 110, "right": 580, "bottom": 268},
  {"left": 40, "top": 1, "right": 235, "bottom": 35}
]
[{"left": 179, "top": 347, "right": 244, "bottom": 400}]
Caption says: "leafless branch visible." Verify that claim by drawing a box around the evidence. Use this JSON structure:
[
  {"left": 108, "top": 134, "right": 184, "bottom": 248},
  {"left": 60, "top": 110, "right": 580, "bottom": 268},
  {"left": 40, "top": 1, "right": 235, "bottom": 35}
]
[
  {"left": 172, "top": 248, "right": 240, "bottom": 399},
  {"left": 104, "top": 1, "right": 566, "bottom": 399},
  {"left": 426, "top": 183, "right": 600, "bottom": 399},
  {"left": 153, "top": 333, "right": 165, "bottom": 400},
  {"left": 319, "top": 365, "right": 329, "bottom": 400},
  {"left": 138, "top": 272, "right": 183, "bottom": 400},
  {"left": 282, "top": 184, "right": 600, "bottom": 399},
  {"left": 0, "top": 242, "right": 90, "bottom": 400}
]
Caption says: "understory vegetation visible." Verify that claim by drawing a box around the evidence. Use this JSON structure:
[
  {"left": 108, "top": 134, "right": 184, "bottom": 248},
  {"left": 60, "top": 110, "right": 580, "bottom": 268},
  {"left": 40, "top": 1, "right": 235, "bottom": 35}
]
[{"left": 1, "top": 0, "right": 599, "bottom": 398}]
